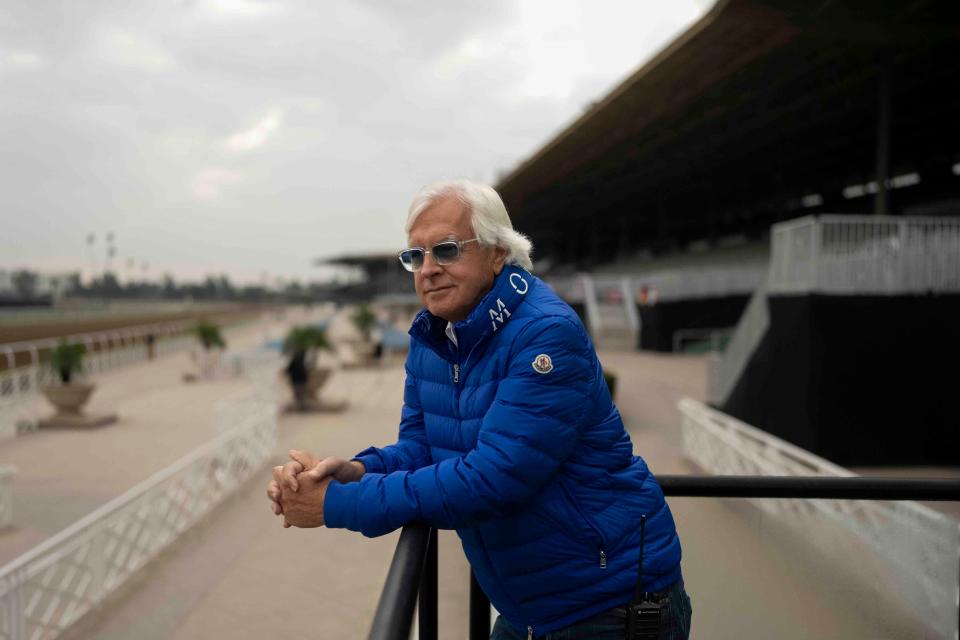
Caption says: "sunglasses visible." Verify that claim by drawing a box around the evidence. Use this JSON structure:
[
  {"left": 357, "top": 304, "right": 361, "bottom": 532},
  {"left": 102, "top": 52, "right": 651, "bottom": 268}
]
[{"left": 398, "top": 237, "right": 480, "bottom": 272}]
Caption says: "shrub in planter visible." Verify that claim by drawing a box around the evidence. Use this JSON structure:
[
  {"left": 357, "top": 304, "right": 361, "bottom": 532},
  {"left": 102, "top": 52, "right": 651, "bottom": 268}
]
[
  {"left": 194, "top": 321, "right": 226, "bottom": 350},
  {"left": 40, "top": 341, "right": 117, "bottom": 426},
  {"left": 283, "top": 326, "right": 335, "bottom": 410},
  {"left": 50, "top": 341, "right": 86, "bottom": 384},
  {"left": 351, "top": 304, "right": 376, "bottom": 342}
]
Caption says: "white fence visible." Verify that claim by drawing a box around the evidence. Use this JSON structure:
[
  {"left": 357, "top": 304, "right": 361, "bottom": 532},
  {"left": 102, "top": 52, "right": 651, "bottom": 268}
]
[
  {"left": 679, "top": 397, "right": 960, "bottom": 640},
  {"left": 770, "top": 215, "right": 960, "bottom": 295},
  {"left": 0, "top": 316, "right": 272, "bottom": 440},
  {"left": 0, "top": 321, "right": 197, "bottom": 435},
  {"left": 0, "top": 392, "right": 276, "bottom": 640}
]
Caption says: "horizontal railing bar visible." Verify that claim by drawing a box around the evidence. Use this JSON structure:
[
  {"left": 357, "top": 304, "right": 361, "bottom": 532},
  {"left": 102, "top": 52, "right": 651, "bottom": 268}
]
[
  {"left": 658, "top": 475, "right": 960, "bottom": 501},
  {"left": 368, "top": 524, "right": 432, "bottom": 640},
  {"left": 370, "top": 476, "right": 960, "bottom": 640}
]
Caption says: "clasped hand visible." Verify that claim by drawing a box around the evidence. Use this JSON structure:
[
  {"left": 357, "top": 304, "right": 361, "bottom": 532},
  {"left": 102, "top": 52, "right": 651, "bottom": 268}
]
[{"left": 266, "top": 450, "right": 365, "bottom": 528}]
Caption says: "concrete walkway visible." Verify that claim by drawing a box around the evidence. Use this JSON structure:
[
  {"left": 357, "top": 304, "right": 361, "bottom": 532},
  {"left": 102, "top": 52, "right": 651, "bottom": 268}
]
[
  {"left": 6, "top": 349, "right": 939, "bottom": 639},
  {"left": 0, "top": 320, "right": 277, "bottom": 563}
]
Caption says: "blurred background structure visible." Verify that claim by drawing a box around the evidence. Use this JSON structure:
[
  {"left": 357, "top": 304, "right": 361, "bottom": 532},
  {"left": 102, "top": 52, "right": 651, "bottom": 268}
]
[{"left": 1, "top": 0, "right": 959, "bottom": 638}]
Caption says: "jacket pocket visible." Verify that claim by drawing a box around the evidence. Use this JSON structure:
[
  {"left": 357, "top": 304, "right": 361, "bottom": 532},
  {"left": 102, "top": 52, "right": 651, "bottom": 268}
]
[{"left": 558, "top": 481, "right": 608, "bottom": 565}]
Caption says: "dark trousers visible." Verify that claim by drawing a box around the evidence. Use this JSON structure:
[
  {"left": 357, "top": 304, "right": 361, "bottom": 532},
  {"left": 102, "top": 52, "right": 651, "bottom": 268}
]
[{"left": 490, "top": 577, "right": 692, "bottom": 640}]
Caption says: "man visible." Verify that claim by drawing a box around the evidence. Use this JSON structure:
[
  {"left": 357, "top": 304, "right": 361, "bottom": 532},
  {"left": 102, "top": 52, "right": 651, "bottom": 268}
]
[{"left": 267, "top": 179, "right": 691, "bottom": 639}]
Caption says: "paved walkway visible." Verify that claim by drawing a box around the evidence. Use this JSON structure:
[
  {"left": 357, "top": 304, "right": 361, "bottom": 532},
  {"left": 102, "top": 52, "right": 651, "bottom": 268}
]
[
  {"left": 4, "top": 347, "right": 939, "bottom": 639},
  {"left": 0, "top": 319, "right": 279, "bottom": 563}
]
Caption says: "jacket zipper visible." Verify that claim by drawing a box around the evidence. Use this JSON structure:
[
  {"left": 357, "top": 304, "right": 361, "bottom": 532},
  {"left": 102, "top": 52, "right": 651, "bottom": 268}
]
[
  {"left": 559, "top": 483, "right": 608, "bottom": 569},
  {"left": 453, "top": 363, "right": 459, "bottom": 383}
]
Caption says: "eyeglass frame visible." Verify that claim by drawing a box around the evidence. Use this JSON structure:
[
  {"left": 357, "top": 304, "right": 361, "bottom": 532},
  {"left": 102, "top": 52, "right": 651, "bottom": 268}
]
[{"left": 397, "top": 237, "right": 481, "bottom": 272}]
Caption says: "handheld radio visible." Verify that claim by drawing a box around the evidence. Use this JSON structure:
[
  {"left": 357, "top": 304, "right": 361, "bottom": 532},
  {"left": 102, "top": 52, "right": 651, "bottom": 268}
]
[{"left": 625, "top": 515, "right": 664, "bottom": 640}]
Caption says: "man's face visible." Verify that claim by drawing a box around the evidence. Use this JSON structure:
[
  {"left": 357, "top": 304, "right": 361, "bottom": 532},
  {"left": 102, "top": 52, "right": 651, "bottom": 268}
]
[{"left": 407, "top": 197, "right": 506, "bottom": 323}]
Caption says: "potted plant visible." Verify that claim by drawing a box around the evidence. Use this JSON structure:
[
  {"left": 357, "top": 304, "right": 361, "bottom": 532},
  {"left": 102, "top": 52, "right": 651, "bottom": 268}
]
[
  {"left": 194, "top": 321, "right": 226, "bottom": 350},
  {"left": 40, "top": 341, "right": 116, "bottom": 427},
  {"left": 350, "top": 304, "right": 379, "bottom": 364},
  {"left": 282, "top": 326, "right": 340, "bottom": 411},
  {"left": 187, "top": 320, "right": 225, "bottom": 380}
]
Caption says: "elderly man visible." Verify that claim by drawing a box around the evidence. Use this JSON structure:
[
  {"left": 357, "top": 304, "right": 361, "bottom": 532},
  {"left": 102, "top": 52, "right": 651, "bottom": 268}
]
[{"left": 268, "top": 180, "right": 691, "bottom": 639}]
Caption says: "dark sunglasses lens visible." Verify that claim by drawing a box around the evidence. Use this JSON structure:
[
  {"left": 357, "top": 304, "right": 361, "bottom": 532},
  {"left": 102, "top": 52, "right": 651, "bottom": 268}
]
[
  {"left": 432, "top": 241, "right": 461, "bottom": 264},
  {"left": 399, "top": 249, "right": 424, "bottom": 271}
]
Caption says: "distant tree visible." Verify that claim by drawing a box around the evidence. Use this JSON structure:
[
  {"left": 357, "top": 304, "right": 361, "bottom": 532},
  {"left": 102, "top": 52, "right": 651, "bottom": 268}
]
[
  {"left": 162, "top": 274, "right": 178, "bottom": 299},
  {"left": 12, "top": 269, "right": 38, "bottom": 299},
  {"left": 65, "top": 273, "right": 83, "bottom": 295},
  {"left": 106, "top": 272, "right": 123, "bottom": 296}
]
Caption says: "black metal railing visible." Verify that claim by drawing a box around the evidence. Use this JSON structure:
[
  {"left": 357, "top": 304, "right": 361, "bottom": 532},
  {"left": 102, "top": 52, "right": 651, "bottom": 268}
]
[{"left": 367, "top": 475, "right": 960, "bottom": 640}]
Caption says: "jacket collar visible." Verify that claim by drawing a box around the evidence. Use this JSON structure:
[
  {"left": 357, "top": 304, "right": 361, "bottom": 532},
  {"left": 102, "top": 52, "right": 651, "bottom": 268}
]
[{"left": 409, "top": 265, "right": 533, "bottom": 362}]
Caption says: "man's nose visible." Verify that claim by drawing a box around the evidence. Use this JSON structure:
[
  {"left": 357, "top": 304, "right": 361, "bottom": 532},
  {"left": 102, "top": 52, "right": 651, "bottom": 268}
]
[{"left": 419, "top": 252, "right": 444, "bottom": 277}]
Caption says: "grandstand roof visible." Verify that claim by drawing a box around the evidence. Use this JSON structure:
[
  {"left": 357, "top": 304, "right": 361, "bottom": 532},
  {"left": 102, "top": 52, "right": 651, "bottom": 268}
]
[{"left": 497, "top": 0, "right": 960, "bottom": 267}]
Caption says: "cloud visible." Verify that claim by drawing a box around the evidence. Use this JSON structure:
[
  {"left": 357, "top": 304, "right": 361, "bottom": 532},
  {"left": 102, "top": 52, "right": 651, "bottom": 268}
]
[
  {"left": 192, "top": 167, "right": 243, "bottom": 200},
  {"left": 199, "top": 0, "right": 284, "bottom": 18},
  {"left": 0, "top": 50, "right": 43, "bottom": 71},
  {"left": 222, "top": 108, "right": 284, "bottom": 152},
  {"left": 96, "top": 28, "right": 175, "bottom": 72}
]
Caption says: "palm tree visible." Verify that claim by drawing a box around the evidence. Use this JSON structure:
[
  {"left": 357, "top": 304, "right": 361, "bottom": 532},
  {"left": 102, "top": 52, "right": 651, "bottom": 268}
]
[
  {"left": 351, "top": 304, "right": 376, "bottom": 342},
  {"left": 50, "top": 341, "right": 86, "bottom": 384},
  {"left": 194, "top": 321, "right": 226, "bottom": 350},
  {"left": 282, "top": 326, "right": 335, "bottom": 411}
]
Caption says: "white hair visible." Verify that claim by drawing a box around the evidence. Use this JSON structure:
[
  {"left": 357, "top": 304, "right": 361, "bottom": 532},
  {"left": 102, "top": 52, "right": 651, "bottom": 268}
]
[{"left": 405, "top": 179, "right": 534, "bottom": 271}]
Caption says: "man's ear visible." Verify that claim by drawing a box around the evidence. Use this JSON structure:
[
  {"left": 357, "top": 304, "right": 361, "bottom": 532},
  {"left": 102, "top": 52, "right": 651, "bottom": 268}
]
[{"left": 492, "top": 246, "right": 508, "bottom": 275}]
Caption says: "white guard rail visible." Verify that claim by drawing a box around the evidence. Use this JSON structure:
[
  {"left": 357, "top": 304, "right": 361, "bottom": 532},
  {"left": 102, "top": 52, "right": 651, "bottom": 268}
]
[
  {"left": 0, "top": 394, "right": 276, "bottom": 640},
  {"left": 679, "top": 397, "right": 960, "bottom": 640},
  {"left": 770, "top": 214, "right": 960, "bottom": 294},
  {"left": 0, "top": 321, "right": 197, "bottom": 434}
]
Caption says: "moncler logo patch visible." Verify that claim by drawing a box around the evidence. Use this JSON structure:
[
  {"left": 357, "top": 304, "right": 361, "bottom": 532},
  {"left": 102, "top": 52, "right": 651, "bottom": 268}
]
[{"left": 531, "top": 354, "right": 553, "bottom": 374}]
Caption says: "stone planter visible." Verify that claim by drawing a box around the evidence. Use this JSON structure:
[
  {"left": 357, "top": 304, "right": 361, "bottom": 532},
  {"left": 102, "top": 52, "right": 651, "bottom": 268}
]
[
  {"left": 39, "top": 382, "right": 117, "bottom": 428},
  {"left": 287, "top": 367, "right": 346, "bottom": 413},
  {"left": 41, "top": 383, "right": 95, "bottom": 417}
]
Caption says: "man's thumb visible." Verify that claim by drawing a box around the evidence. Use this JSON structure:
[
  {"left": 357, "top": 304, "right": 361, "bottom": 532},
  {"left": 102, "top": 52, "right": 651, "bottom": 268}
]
[
  {"left": 289, "top": 450, "right": 313, "bottom": 469},
  {"left": 305, "top": 457, "right": 338, "bottom": 481}
]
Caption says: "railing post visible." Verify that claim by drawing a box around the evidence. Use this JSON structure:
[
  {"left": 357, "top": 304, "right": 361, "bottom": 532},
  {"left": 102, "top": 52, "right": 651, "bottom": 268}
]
[
  {"left": 417, "top": 528, "right": 437, "bottom": 640},
  {"left": 469, "top": 570, "right": 490, "bottom": 640}
]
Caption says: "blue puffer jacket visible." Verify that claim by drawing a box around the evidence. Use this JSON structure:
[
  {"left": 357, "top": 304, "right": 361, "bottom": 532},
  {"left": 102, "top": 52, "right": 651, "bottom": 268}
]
[{"left": 325, "top": 265, "right": 682, "bottom": 636}]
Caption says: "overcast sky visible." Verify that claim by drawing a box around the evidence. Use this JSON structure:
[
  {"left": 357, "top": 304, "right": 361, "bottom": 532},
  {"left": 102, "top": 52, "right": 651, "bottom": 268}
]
[{"left": 1, "top": 0, "right": 707, "bottom": 285}]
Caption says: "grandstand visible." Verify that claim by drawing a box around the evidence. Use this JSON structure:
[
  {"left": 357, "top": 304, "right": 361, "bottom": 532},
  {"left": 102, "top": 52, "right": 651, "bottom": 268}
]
[{"left": 495, "top": 0, "right": 960, "bottom": 465}]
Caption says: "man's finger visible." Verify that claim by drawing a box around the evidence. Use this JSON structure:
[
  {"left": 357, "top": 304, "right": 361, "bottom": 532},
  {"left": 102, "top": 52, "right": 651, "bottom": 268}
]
[
  {"left": 266, "top": 482, "right": 281, "bottom": 502},
  {"left": 289, "top": 450, "right": 316, "bottom": 470},
  {"left": 281, "top": 461, "right": 303, "bottom": 491}
]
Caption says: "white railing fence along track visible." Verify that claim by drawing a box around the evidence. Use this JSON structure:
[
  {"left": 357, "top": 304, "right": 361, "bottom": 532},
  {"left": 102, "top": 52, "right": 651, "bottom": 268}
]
[
  {"left": 0, "top": 392, "right": 276, "bottom": 640},
  {"left": 679, "top": 397, "right": 960, "bottom": 640}
]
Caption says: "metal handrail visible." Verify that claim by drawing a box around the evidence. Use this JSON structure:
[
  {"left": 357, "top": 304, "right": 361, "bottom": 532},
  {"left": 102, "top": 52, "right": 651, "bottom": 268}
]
[
  {"left": 369, "top": 475, "right": 960, "bottom": 640},
  {"left": 368, "top": 525, "right": 437, "bottom": 640}
]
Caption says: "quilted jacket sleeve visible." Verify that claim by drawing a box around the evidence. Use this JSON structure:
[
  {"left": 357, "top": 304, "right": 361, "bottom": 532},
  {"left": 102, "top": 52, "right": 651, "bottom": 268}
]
[
  {"left": 324, "top": 316, "right": 595, "bottom": 537},
  {"left": 350, "top": 364, "right": 432, "bottom": 475}
]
